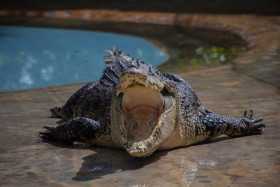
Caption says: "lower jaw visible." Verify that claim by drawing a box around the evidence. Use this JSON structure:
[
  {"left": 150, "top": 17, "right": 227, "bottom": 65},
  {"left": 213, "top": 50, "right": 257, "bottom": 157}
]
[
  {"left": 126, "top": 147, "right": 158, "bottom": 157},
  {"left": 121, "top": 128, "right": 162, "bottom": 157},
  {"left": 125, "top": 142, "right": 159, "bottom": 157}
]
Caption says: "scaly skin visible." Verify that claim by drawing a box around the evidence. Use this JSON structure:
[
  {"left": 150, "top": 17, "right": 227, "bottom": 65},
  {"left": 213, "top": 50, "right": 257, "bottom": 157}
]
[{"left": 40, "top": 48, "right": 265, "bottom": 157}]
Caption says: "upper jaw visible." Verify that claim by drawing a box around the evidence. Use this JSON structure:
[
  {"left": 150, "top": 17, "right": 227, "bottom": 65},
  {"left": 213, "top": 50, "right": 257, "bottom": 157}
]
[{"left": 116, "top": 69, "right": 164, "bottom": 96}]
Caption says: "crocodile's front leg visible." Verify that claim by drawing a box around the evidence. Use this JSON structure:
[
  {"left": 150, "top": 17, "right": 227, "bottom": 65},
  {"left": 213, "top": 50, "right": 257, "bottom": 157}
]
[
  {"left": 39, "top": 117, "right": 104, "bottom": 147},
  {"left": 200, "top": 109, "right": 265, "bottom": 138}
]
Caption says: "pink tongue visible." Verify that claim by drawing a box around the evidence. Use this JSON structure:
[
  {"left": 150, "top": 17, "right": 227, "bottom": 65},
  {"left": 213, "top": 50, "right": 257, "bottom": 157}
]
[{"left": 125, "top": 106, "right": 159, "bottom": 142}]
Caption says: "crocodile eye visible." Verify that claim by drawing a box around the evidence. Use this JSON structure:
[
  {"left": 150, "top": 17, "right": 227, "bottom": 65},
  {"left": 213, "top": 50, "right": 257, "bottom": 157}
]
[{"left": 160, "top": 87, "right": 171, "bottom": 96}]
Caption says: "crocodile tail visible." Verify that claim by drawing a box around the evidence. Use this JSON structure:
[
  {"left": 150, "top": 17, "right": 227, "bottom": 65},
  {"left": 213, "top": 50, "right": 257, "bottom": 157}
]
[{"left": 104, "top": 48, "right": 132, "bottom": 66}]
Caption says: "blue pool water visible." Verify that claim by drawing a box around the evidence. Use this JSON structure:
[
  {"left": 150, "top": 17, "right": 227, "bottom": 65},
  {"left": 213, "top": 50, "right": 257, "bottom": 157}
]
[{"left": 0, "top": 26, "right": 168, "bottom": 91}]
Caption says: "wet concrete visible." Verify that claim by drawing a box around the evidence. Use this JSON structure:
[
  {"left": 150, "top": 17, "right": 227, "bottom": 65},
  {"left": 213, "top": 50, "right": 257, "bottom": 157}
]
[{"left": 1, "top": 10, "right": 280, "bottom": 187}]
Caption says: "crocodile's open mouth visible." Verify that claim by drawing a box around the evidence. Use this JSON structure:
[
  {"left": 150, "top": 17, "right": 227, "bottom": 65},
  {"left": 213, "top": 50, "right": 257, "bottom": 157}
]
[
  {"left": 113, "top": 69, "right": 177, "bottom": 157},
  {"left": 122, "top": 85, "right": 164, "bottom": 142}
]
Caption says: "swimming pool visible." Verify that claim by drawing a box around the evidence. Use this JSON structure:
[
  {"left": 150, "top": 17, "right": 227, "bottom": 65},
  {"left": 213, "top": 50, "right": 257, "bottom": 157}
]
[{"left": 0, "top": 26, "right": 168, "bottom": 91}]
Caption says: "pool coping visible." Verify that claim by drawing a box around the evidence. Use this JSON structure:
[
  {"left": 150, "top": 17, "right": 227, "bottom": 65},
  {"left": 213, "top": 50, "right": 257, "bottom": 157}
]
[{"left": 0, "top": 9, "right": 256, "bottom": 47}]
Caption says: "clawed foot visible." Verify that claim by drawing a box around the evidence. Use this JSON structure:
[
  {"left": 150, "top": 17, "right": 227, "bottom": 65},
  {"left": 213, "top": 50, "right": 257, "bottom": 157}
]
[
  {"left": 40, "top": 125, "right": 91, "bottom": 148},
  {"left": 242, "top": 109, "right": 265, "bottom": 135},
  {"left": 39, "top": 126, "right": 56, "bottom": 140}
]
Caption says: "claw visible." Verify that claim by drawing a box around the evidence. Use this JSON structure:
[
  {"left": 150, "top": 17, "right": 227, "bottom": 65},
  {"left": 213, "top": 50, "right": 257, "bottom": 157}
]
[
  {"left": 254, "top": 123, "right": 266, "bottom": 128},
  {"left": 243, "top": 110, "right": 247, "bottom": 118},
  {"left": 252, "top": 118, "right": 263, "bottom": 123},
  {"left": 243, "top": 109, "right": 254, "bottom": 119},
  {"left": 43, "top": 126, "right": 55, "bottom": 131},
  {"left": 248, "top": 109, "right": 253, "bottom": 119},
  {"left": 39, "top": 132, "right": 51, "bottom": 139},
  {"left": 255, "top": 127, "right": 265, "bottom": 135},
  {"left": 254, "top": 123, "right": 265, "bottom": 134},
  {"left": 40, "top": 126, "right": 56, "bottom": 140}
]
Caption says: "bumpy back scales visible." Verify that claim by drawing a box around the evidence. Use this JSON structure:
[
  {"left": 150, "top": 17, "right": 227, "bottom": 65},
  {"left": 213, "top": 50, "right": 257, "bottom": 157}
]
[{"left": 100, "top": 48, "right": 162, "bottom": 88}]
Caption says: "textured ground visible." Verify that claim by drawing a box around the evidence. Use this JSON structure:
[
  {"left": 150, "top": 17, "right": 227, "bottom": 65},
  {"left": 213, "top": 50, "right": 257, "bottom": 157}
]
[{"left": 0, "top": 8, "right": 280, "bottom": 187}]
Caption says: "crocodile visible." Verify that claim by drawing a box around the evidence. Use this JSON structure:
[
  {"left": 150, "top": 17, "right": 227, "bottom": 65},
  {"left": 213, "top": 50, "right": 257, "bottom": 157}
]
[{"left": 40, "top": 48, "right": 265, "bottom": 157}]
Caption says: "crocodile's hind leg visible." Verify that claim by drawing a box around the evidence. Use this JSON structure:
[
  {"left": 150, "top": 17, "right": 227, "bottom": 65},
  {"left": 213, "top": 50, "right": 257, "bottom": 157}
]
[
  {"left": 200, "top": 109, "right": 265, "bottom": 138},
  {"left": 40, "top": 117, "right": 103, "bottom": 147}
]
